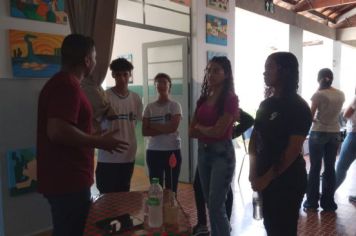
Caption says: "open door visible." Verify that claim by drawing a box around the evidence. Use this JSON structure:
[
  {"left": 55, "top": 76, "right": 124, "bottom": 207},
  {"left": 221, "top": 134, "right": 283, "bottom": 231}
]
[{"left": 142, "top": 38, "right": 190, "bottom": 182}]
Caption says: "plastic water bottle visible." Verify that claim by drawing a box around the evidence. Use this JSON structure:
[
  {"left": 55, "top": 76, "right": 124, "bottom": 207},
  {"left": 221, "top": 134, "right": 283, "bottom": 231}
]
[
  {"left": 253, "top": 191, "right": 263, "bottom": 220},
  {"left": 147, "top": 178, "right": 163, "bottom": 228}
]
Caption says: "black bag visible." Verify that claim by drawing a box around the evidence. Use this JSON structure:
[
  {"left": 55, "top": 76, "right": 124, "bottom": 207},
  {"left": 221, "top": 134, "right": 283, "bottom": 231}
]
[
  {"left": 232, "top": 109, "right": 254, "bottom": 139},
  {"left": 95, "top": 214, "right": 143, "bottom": 235}
]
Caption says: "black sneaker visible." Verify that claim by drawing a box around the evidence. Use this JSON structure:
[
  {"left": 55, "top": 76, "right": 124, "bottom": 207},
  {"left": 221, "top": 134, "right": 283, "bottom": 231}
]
[
  {"left": 192, "top": 224, "right": 209, "bottom": 236},
  {"left": 349, "top": 195, "right": 356, "bottom": 203},
  {"left": 320, "top": 200, "right": 338, "bottom": 211}
]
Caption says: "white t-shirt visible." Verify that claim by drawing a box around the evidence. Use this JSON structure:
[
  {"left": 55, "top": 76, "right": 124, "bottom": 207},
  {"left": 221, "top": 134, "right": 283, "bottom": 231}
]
[
  {"left": 347, "top": 96, "right": 356, "bottom": 133},
  {"left": 98, "top": 89, "right": 143, "bottom": 163},
  {"left": 311, "top": 88, "right": 345, "bottom": 132},
  {"left": 143, "top": 100, "right": 182, "bottom": 150}
]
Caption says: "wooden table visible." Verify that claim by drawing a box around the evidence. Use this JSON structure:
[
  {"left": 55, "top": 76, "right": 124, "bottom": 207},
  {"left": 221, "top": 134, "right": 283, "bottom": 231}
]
[{"left": 84, "top": 191, "right": 191, "bottom": 235}]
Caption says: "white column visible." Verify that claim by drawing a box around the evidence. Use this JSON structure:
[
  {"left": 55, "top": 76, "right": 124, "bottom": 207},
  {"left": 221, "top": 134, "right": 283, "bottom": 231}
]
[
  {"left": 289, "top": 25, "right": 303, "bottom": 94},
  {"left": 332, "top": 41, "right": 342, "bottom": 89}
]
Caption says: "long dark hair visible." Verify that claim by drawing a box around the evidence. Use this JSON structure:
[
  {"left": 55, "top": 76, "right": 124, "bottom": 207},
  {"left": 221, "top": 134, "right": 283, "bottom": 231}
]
[
  {"left": 265, "top": 52, "right": 299, "bottom": 98},
  {"left": 318, "top": 68, "right": 333, "bottom": 90},
  {"left": 198, "top": 56, "right": 235, "bottom": 116}
]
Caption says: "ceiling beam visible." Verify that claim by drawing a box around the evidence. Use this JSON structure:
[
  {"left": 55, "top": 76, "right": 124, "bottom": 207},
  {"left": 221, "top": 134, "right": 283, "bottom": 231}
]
[
  {"left": 309, "top": 9, "right": 337, "bottom": 23},
  {"left": 333, "top": 14, "right": 356, "bottom": 27},
  {"left": 336, "top": 7, "right": 356, "bottom": 22},
  {"left": 294, "top": 0, "right": 356, "bottom": 12}
]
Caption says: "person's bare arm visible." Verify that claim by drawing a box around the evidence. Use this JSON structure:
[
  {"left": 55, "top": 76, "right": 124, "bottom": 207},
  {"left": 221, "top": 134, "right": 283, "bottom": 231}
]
[
  {"left": 189, "top": 112, "right": 203, "bottom": 139},
  {"left": 343, "top": 105, "right": 355, "bottom": 119},
  {"left": 194, "top": 112, "right": 234, "bottom": 138},
  {"left": 251, "top": 135, "right": 306, "bottom": 191},
  {"left": 142, "top": 117, "right": 161, "bottom": 137},
  {"left": 310, "top": 101, "right": 318, "bottom": 122},
  {"left": 248, "top": 129, "right": 257, "bottom": 182},
  {"left": 149, "top": 114, "right": 181, "bottom": 134},
  {"left": 275, "top": 135, "right": 306, "bottom": 175},
  {"left": 47, "top": 118, "right": 128, "bottom": 153}
]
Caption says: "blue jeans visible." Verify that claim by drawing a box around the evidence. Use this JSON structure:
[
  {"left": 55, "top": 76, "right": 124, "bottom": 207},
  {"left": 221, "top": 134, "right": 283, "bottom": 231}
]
[
  {"left": 306, "top": 131, "right": 341, "bottom": 207},
  {"left": 193, "top": 168, "right": 233, "bottom": 226},
  {"left": 45, "top": 189, "right": 91, "bottom": 236},
  {"left": 198, "top": 140, "right": 235, "bottom": 236},
  {"left": 335, "top": 132, "right": 356, "bottom": 190}
]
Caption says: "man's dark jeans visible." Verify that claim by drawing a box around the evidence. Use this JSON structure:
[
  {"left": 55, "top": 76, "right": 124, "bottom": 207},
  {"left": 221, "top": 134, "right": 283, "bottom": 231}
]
[{"left": 45, "top": 188, "right": 91, "bottom": 236}]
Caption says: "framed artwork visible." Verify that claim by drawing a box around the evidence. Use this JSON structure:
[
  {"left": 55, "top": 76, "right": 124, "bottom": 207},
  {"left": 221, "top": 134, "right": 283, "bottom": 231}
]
[
  {"left": 206, "top": 14, "right": 227, "bottom": 46},
  {"left": 10, "top": 0, "right": 68, "bottom": 24},
  {"left": 207, "top": 0, "right": 229, "bottom": 12},
  {"left": 7, "top": 147, "right": 37, "bottom": 196},
  {"left": 207, "top": 51, "right": 228, "bottom": 62},
  {"left": 119, "top": 54, "right": 134, "bottom": 83},
  {"left": 170, "top": 0, "right": 191, "bottom": 6},
  {"left": 9, "top": 29, "right": 64, "bottom": 78}
]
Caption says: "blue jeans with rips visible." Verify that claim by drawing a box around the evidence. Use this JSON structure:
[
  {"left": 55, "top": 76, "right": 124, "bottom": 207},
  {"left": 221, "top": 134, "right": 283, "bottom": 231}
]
[
  {"left": 305, "top": 131, "right": 341, "bottom": 207},
  {"left": 335, "top": 132, "right": 356, "bottom": 190},
  {"left": 198, "top": 139, "right": 235, "bottom": 236}
]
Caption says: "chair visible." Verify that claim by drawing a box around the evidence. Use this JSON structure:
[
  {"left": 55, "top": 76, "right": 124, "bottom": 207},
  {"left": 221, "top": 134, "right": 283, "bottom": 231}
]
[{"left": 237, "top": 126, "right": 253, "bottom": 184}]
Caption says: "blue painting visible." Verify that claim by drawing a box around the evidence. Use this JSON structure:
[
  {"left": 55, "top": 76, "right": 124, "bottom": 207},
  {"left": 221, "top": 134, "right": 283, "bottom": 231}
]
[
  {"left": 9, "top": 29, "right": 64, "bottom": 78},
  {"left": 206, "top": 14, "right": 227, "bottom": 46},
  {"left": 7, "top": 147, "right": 37, "bottom": 196}
]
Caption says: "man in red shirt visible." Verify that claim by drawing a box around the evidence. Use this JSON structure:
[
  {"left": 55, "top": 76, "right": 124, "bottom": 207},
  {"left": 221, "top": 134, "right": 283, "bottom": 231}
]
[{"left": 37, "top": 34, "right": 127, "bottom": 236}]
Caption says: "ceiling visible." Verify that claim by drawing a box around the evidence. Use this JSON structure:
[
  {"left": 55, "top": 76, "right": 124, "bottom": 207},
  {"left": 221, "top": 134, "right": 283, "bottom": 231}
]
[{"left": 275, "top": 0, "right": 356, "bottom": 29}]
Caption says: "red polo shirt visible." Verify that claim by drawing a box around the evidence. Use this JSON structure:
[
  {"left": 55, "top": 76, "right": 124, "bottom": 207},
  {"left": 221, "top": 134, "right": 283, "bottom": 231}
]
[{"left": 37, "top": 71, "right": 94, "bottom": 195}]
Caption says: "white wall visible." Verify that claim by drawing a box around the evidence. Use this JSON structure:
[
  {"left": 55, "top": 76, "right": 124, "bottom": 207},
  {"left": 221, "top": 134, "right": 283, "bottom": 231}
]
[
  {"left": 0, "top": 1, "right": 70, "bottom": 235},
  {"left": 191, "top": 0, "right": 235, "bottom": 173},
  {"left": 340, "top": 44, "right": 356, "bottom": 104}
]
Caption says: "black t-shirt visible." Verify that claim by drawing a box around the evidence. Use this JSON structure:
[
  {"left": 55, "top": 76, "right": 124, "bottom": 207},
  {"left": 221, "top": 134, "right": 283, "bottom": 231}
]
[{"left": 254, "top": 94, "right": 312, "bottom": 176}]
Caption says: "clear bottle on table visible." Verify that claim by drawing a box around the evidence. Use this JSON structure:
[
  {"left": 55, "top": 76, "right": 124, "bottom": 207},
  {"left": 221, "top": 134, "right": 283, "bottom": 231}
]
[{"left": 147, "top": 177, "right": 163, "bottom": 228}]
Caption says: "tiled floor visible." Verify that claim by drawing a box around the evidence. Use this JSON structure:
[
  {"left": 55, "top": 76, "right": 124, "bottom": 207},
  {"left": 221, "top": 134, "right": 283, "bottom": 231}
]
[{"left": 131, "top": 146, "right": 356, "bottom": 236}]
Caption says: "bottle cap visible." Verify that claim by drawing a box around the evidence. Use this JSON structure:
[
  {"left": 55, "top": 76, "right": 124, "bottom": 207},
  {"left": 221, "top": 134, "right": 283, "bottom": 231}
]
[{"left": 152, "top": 177, "right": 159, "bottom": 184}]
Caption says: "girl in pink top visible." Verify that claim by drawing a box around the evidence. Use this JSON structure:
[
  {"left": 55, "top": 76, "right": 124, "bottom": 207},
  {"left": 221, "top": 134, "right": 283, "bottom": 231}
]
[{"left": 189, "top": 56, "right": 239, "bottom": 236}]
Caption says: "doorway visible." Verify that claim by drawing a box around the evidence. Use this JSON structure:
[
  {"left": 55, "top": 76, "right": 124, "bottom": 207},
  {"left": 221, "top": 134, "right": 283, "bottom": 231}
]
[{"left": 142, "top": 38, "right": 190, "bottom": 182}]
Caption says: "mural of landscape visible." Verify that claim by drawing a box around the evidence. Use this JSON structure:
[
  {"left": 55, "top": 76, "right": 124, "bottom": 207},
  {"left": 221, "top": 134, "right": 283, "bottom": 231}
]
[
  {"left": 10, "top": 0, "right": 68, "bottom": 24},
  {"left": 9, "top": 29, "right": 64, "bottom": 78}
]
